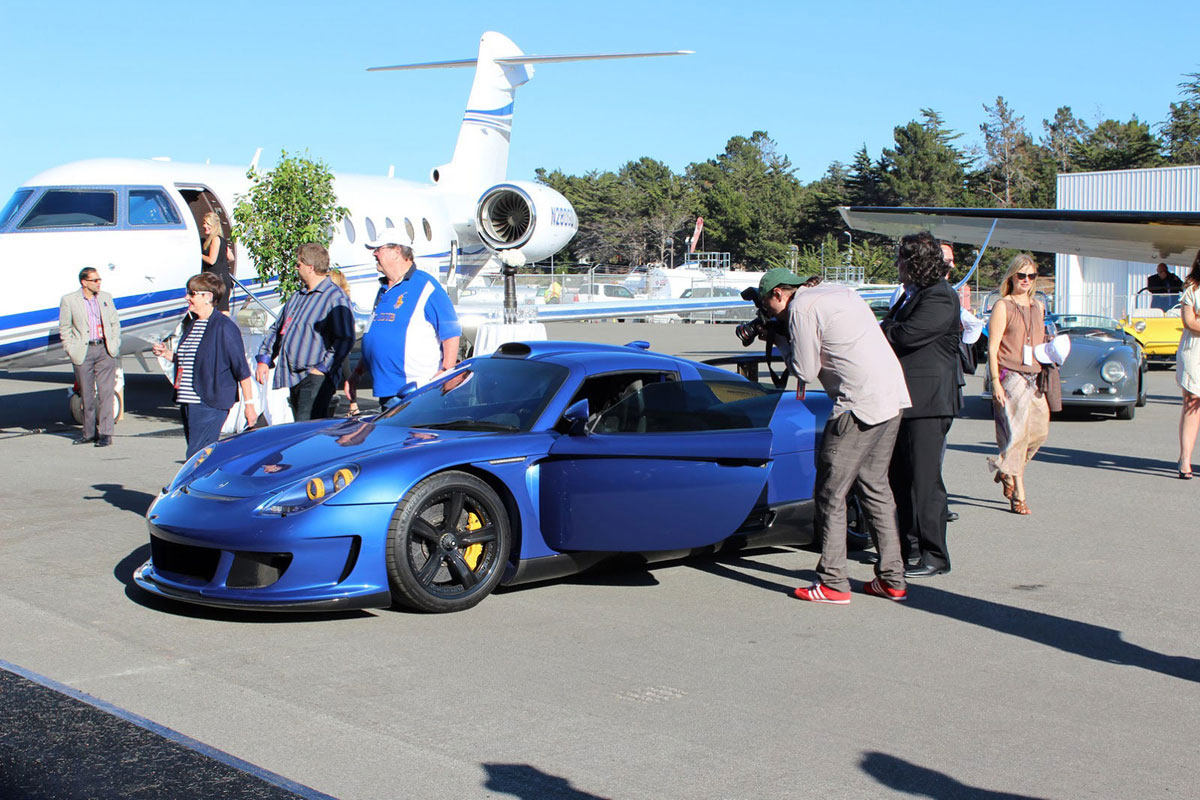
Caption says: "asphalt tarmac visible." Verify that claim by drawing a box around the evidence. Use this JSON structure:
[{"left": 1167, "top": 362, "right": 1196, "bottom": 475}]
[{"left": 1, "top": 321, "right": 1196, "bottom": 799}]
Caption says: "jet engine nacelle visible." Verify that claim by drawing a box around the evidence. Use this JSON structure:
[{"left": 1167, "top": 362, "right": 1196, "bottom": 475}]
[{"left": 474, "top": 181, "right": 578, "bottom": 261}]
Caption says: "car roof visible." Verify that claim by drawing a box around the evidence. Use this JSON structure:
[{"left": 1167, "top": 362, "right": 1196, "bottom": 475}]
[{"left": 485, "top": 340, "right": 744, "bottom": 378}]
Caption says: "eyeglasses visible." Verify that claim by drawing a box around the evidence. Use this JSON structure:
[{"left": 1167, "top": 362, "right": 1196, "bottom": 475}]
[
  {"left": 83, "top": 277, "right": 101, "bottom": 282},
  {"left": 186, "top": 289, "right": 212, "bottom": 298},
  {"left": 1014, "top": 272, "right": 1037, "bottom": 281}
]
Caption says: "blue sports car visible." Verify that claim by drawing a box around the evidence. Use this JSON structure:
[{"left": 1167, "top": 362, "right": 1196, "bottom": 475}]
[{"left": 134, "top": 340, "right": 845, "bottom": 613}]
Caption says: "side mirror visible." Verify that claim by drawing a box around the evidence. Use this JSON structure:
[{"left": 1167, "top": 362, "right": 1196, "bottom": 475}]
[{"left": 562, "top": 398, "right": 590, "bottom": 436}]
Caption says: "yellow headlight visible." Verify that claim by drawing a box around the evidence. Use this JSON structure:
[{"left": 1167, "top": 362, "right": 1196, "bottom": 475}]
[{"left": 306, "top": 478, "right": 326, "bottom": 500}]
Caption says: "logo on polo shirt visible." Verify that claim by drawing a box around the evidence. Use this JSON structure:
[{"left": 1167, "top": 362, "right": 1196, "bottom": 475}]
[{"left": 394, "top": 294, "right": 405, "bottom": 309}]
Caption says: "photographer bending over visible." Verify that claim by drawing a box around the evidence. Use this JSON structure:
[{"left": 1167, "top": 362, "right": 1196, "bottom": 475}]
[{"left": 756, "top": 268, "right": 912, "bottom": 604}]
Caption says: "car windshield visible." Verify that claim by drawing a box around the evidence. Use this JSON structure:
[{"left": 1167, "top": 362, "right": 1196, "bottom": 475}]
[
  {"left": 592, "top": 379, "right": 781, "bottom": 433},
  {"left": 375, "top": 359, "right": 568, "bottom": 432},
  {"left": 1054, "top": 314, "right": 1122, "bottom": 334}
]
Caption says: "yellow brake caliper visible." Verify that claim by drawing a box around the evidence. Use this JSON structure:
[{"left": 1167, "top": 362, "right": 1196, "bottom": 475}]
[{"left": 462, "top": 511, "right": 484, "bottom": 570}]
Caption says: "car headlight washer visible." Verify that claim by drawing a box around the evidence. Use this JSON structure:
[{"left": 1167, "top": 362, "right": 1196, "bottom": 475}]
[{"left": 256, "top": 464, "right": 361, "bottom": 516}]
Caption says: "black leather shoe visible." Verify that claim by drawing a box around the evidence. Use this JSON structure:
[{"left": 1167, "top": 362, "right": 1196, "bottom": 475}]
[
  {"left": 72, "top": 436, "right": 96, "bottom": 445},
  {"left": 946, "top": 510, "right": 960, "bottom": 522},
  {"left": 904, "top": 563, "right": 950, "bottom": 578},
  {"left": 864, "top": 552, "right": 921, "bottom": 568},
  {"left": 95, "top": 435, "right": 113, "bottom": 448}
]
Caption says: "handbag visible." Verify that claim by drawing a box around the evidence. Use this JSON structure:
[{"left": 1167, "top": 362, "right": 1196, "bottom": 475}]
[{"left": 1038, "top": 363, "right": 1062, "bottom": 412}]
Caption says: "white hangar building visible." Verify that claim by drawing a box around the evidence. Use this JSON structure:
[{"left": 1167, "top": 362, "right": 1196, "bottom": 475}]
[{"left": 1056, "top": 164, "right": 1200, "bottom": 317}]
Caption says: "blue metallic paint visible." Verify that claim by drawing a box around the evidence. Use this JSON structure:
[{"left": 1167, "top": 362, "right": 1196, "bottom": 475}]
[{"left": 135, "top": 341, "right": 835, "bottom": 612}]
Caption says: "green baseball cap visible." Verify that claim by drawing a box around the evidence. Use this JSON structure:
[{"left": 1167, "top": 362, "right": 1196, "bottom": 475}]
[{"left": 758, "top": 267, "right": 809, "bottom": 296}]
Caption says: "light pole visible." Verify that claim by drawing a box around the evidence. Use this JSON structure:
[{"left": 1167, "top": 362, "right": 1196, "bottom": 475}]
[{"left": 842, "top": 230, "right": 853, "bottom": 266}]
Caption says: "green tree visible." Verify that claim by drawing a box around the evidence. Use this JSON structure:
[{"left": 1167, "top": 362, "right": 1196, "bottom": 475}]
[
  {"left": 883, "top": 109, "right": 971, "bottom": 206},
  {"left": 846, "top": 145, "right": 894, "bottom": 207},
  {"left": 1161, "top": 72, "right": 1200, "bottom": 165},
  {"left": 232, "top": 150, "right": 348, "bottom": 297},
  {"left": 688, "top": 131, "right": 804, "bottom": 267},
  {"left": 1074, "top": 117, "right": 1163, "bottom": 172},
  {"left": 1041, "top": 106, "right": 1090, "bottom": 173},
  {"left": 980, "top": 96, "right": 1037, "bottom": 207}
]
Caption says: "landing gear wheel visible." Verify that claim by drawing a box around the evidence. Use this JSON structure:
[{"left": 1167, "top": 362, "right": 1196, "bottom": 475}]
[
  {"left": 69, "top": 391, "right": 122, "bottom": 425},
  {"left": 386, "top": 471, "right": 511, "bottom": 613}
]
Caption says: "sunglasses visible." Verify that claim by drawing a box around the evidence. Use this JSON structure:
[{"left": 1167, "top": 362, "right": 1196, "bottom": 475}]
[
  {"left": 186, "top": 289, "right": 213, "bottom": 298},
  {"left": 1014, "top": 272, "right": 1037, "bottom": 281}
]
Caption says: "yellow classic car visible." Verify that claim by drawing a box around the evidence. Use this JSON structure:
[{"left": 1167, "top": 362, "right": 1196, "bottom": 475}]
[{"left": 1122, "top": 289, "right": 1184, "bottom": 364}]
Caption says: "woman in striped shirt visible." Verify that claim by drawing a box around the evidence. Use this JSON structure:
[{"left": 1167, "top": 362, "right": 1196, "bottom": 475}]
[{"left": 153, "top": 273, "right": 257, "bottom": 457}]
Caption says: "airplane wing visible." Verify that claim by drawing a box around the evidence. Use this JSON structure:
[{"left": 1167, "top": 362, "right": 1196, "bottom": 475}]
[{"left": 839, "top": 206, "right": 1200, "bottom": 267}]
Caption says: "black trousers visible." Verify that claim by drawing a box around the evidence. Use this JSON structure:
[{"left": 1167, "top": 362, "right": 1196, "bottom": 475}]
[
  {"left": 289, "top": 372, "right": 336, "bottom": 421},
  {"left": 889, "top": 415, "right": 953, "bottom": 570}
]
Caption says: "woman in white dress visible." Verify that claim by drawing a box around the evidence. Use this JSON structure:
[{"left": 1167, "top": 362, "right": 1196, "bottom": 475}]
[{"left": 1176, "top": 252, "right": 1200, "bottom": 478}]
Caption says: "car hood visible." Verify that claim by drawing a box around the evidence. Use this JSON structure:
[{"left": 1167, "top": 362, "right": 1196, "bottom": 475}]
[
  {"left": 185, "top": 420, "right": 518, "bottom": 498},
  {"left": 1058, "top": 333, "right": 1130, "bottom": 379}
]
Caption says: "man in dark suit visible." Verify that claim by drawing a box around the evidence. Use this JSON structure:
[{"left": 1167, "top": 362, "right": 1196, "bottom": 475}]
[{"left": 881, "top": 232, "right": 962, "bottom": 577}]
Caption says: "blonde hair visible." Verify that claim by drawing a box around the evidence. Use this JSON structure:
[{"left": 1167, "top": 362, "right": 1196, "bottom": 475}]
[
  {"left": 328, "top": 268, "right": 350, "bottom": 293},
  {"left": 202, "top": 212, "right": 222, "bottom": 248},
  {"left": 999, "top": 253, "right": 1038, "bottom": 298}
]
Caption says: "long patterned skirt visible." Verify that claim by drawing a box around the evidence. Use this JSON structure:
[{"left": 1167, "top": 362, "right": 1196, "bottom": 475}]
[{"left": 989, "top": 370, "right": 1049, "bottom": 478}]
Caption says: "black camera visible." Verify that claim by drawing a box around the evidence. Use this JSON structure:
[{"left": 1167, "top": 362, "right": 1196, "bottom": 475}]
[{"left": 735, "top": 287, "right": 786, "bottom": 347}]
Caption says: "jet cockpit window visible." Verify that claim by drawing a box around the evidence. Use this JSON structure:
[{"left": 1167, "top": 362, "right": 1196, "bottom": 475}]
[
  {"left": 128, "top": 189, "right": 182, "bottom": 225},
  {"left": 0, "top": 189, "right": 34, "bottom": 227},
  {"left": 18, "top": 189, "right": 117, "bottom": 229}
]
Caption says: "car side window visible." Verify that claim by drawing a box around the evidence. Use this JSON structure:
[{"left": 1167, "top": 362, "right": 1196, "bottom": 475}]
[
  {"left": 594, "top": 379, "right": 780, "bottom": 433},
  {"left": 558, "top": 371, "right": 677, "bottom": 433}
]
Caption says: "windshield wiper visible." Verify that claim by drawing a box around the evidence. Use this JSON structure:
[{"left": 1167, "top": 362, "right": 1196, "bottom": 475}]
[{"left": 411, "top": 419, "right": 520, "bottom": 432}]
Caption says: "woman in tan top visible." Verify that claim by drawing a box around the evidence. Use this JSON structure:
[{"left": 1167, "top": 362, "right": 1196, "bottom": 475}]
[{"left": 987, "top": 253, "right": 1048, "bottom": 514}]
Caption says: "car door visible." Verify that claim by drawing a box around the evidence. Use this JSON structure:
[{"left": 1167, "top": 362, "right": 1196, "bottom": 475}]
[{"left": 538, "top": 380, "right": 773, "bottom": 552}]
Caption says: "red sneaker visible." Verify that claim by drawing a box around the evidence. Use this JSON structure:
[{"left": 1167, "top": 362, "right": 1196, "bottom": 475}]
[
  {"left": 863, "top": 577, "right": 907, "bottom": 602},
  {"left": 793, "top": 582, "right": 851, "bottom": 604}
]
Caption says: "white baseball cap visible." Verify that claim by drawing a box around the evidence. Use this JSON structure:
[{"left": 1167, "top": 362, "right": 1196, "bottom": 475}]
[
  {"left": 364, "top": 231, "right": 409, "bottom": 250},
  {"left": 1034, "top": 333, "right": 1071, "bottom": 365}
]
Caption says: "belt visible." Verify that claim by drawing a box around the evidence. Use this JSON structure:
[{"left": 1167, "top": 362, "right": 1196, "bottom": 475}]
[{"left": 86, "top": 339, "right": 105, "bottom": 346}]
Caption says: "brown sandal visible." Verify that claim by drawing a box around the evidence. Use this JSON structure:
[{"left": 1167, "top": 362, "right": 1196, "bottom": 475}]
[
  {"left": 995, "top": 471, "right": 1015, "bottom": 500},
  {"left": 1010, "top": 497, "right": 1031, "bottom": 515}
]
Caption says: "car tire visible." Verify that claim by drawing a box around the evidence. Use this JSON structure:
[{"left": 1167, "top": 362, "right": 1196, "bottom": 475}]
[
  {"left": 1135, "top": 373, "right": 1147, "bottom": 407},
  {"left": 1116, "top": 403, "right": 1135, "bottom": 421},
  {"left": 386, "top": 470, "right": 511, "bottom": 613}
]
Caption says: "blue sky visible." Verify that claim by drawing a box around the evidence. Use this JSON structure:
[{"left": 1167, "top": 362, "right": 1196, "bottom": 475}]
[{"left": 3, "top": 0, "right": 1199, "bottom": 196}]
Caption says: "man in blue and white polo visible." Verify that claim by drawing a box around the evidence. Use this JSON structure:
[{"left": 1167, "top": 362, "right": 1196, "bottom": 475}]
[{"left": 359, "top": 234, "right": 461, "bottom": 408}]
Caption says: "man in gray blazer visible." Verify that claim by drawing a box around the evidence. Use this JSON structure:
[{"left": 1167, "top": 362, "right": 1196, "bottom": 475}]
[{"left": 59, "top": 268, "right": 122, "bottom": 447}]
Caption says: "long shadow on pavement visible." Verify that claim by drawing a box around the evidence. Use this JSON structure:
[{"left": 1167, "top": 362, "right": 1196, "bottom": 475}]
[
  {"left": 694, "top": 555, "right": 1199, "bottom": 684},
  {"left": 482, "top": 763, "right": 607, "bottom": 799},
  {"left": 948, "top": 441, "right": 1178, "bottom": 478},
  {"left": 860, "top": 752, "right": 1047, "bottom": 799},
  {"left": 85, "top": 483, "right": 157, "bottom": 516}
]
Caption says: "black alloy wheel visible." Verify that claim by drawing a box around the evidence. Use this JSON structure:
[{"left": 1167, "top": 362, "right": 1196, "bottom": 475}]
[{"left": 386, "top": 471, "right": 511, "bottom": 613}]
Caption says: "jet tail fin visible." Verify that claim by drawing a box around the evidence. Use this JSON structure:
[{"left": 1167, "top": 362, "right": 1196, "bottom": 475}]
[{"left": 369, "top": 32, "right": 692, "bottom": 190}]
